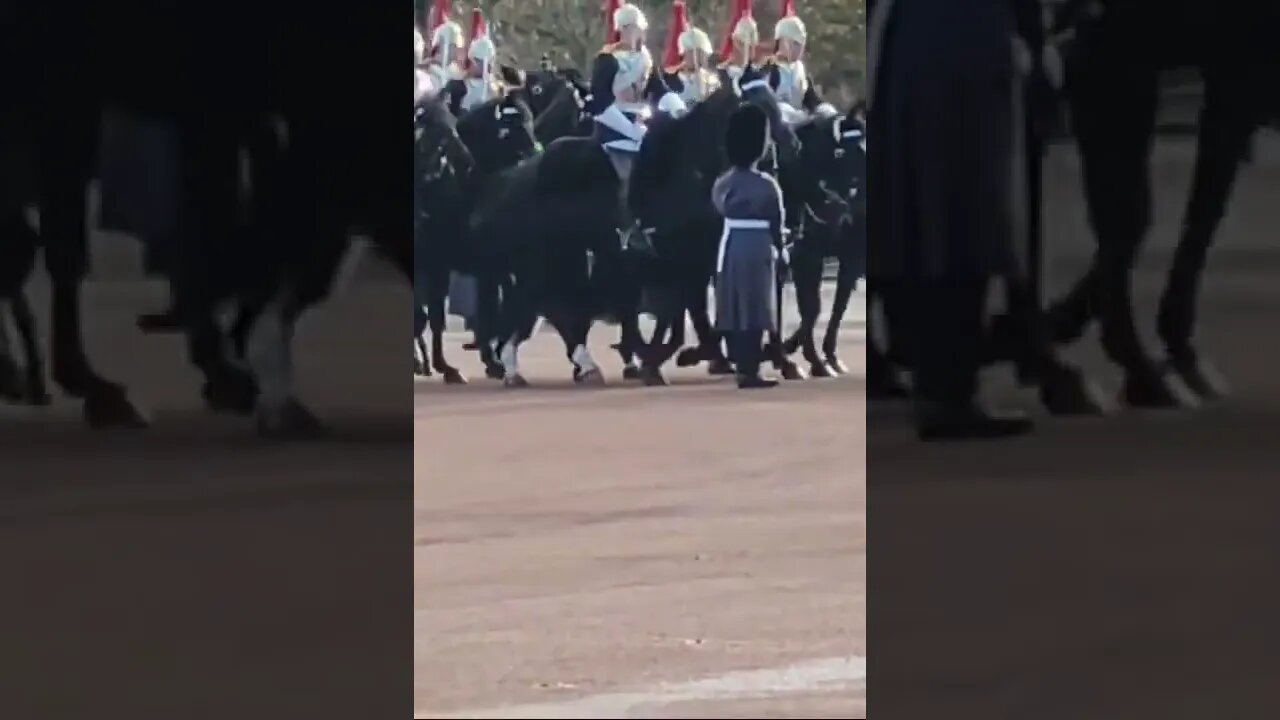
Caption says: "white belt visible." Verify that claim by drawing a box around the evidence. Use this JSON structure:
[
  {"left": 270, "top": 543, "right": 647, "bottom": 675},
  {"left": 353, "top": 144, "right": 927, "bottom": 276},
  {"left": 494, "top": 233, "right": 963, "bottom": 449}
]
[{"left": 717, "top": 219, "right": 772, "bottom": 273}]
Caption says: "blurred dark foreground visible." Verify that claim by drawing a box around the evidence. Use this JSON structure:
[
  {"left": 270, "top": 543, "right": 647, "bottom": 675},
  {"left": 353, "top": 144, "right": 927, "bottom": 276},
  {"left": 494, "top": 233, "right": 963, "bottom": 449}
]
[
  {"left": 0, "top": 231, "right": 412, "bottom": 719},
  {"left": 869, "top": 131, "right": 1280, "bottom": 718}
]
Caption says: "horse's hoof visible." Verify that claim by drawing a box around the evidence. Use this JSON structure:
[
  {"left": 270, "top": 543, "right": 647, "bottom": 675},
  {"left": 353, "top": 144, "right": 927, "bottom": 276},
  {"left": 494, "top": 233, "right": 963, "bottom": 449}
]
[
  {"left": 641, "top": 367, "right": 668, "bottom": 386},
  {"left": 414, "top": 358, "right": 428, "bottom": 376},
  {"left": 824, "top": 354, "right": 850, "bottom": 375},
  {"left": 504, "top": 373, "right": 530, "bottom": 388},
  {"left": 485, "top": 364, "right": 505, "bottom": 380},
  {"left": 202, "top": 372, "right": 259, "bottom": 415},
  {"left": 780, "top": 362, "right": 807, "bottom": 381},
  {"left": 1165, "top": 352, "right": 1230, "bottom": 400},
  {"left": 441, "top": 367, "right": 469, "bottom": 385},
  {"left": 1120, "top": 367, "right": 1199, "bottom": 409},
  {"left": 256, "top": 399, "right": 326, "bottom": 440},
  {"left": 1039, "top": 367, "right": 1111, "bottom": 417},
  {"left": 84, "top": 388, "right": 150, "bottom": 429},
  {"left": 675, "top": 347, "right": 703, "bottom": 367},
  {"left": 707, "top": 358, "right": 735, "bottom": 376},
  {"left": 575, "top": 367, "right": 606, "bottom": 386},
  {"left": 809, "top": 361, "right": 835, "bottom": 378},
  {"left": 622, "top": 363, "right": 642, "bottom": 380}
]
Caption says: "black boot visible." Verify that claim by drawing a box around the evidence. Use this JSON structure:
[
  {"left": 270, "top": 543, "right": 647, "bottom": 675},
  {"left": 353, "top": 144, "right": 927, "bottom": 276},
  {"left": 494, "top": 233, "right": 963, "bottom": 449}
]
[{"left": 734, "top": 331, "right": 777, "bottom": 389}]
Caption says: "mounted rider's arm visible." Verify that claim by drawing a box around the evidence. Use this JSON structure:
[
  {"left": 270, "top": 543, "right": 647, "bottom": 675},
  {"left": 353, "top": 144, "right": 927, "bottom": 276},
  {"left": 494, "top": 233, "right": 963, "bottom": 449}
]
[{"left": 587, "top": 49, "right": 646, "bottom": 142}]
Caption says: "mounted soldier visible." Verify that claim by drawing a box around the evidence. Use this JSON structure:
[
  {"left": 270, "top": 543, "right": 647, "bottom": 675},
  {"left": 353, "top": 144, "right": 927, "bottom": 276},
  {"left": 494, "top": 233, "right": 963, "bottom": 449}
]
[
  {"left": 716, "top": 0, "right": 765, "bottom": 86},
  {"left": 414, "top": 28, "right": 436, "bottom": 104},
  {"left": 655, "top": 0, "right": 720, "bottom": 112},
  {"left": 765, "top": 0, "right": 839, "bottom": 127},
  {"left": 442, "top": 10, "right": 503, "bottom": 117},
  {"left": 424, "top": 0, "right": 465, "bottom": 94},
  {"left": 587, "top": 0, "right": 673, "bottom": 231}
]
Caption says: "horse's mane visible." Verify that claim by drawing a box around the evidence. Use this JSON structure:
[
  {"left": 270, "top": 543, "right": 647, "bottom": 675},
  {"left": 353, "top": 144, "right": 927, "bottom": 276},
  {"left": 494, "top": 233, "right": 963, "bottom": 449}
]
[{"left": 630, "top": 86, "right": 740, "bottom": 199}]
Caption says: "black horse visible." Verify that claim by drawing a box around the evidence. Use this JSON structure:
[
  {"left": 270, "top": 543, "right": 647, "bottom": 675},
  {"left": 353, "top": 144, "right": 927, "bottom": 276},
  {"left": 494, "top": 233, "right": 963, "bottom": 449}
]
[
  {"left": 1043, "top": 0, "right": 1278, "bottom": 407},
  {"left": 624, "top": 69, "right": 804, "bottom": 384},
  {"left": 778, "top": 111, "right": 862, "bottom": 377},
  {"left": 415, "top": 93, "right": 539, "bottom": 383}
]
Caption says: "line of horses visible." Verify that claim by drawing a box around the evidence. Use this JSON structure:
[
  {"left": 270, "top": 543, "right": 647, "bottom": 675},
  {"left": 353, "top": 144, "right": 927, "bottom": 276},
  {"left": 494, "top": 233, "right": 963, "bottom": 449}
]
[
  {"left": 1, "top": 2, "right": 410, "bottom": 438},
  {"left": 414, "top": 63, "right": 865, "bottom": 389},
  {"left": 865, "top": 0, "right": 1280, "bottom": 417}
]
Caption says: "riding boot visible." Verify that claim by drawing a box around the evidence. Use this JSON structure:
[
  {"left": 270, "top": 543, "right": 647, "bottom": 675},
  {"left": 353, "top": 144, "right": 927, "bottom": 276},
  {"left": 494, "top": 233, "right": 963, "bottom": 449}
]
[
  {"left": 735, "top": 331, "right": 777, "bottom": 389},
  {"left": 909, "top": 276, "right": 1032, "bottom": 440}
]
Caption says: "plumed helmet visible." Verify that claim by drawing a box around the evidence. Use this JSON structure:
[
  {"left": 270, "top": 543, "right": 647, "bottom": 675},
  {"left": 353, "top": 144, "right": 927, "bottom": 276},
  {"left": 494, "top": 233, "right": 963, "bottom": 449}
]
[
  {"left": 733, "top": 15, "right": 760, "bottom": 45},
  {"left": 614, "top": 3, "right": 649, "bottom": 32},
  {"left": 679, "top": 28, "right": 713, "bottom": 54},
  {"left": 468, "top": 35, "right": 496, "bottom": 63},
  {"left": 431, "top": 20, "right": 464, "bottom": 50},
  {"left": 774, "top": 16, "right": 806, "bottom": 45},
  {"left": 725, "top": 103, "right": 770, "bottom": 168}
]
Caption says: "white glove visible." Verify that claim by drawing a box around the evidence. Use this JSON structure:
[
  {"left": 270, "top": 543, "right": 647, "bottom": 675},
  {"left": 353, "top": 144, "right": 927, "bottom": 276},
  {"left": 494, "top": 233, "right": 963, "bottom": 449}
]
[
  {"left": 779, "top": 102, "right": 809, "bottom": 126},
  {"left": 814, "top": 102, "right": 839, "bottom": 118},
  {"left": 656, "top": 92, "right": 688, "bottom": 117}
]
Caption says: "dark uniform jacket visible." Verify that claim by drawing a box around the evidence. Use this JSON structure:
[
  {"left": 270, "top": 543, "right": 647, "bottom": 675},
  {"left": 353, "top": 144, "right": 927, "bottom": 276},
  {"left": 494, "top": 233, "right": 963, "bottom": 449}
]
[{"left": 868, "top": 0, "right": 1043, "bottom": 280}]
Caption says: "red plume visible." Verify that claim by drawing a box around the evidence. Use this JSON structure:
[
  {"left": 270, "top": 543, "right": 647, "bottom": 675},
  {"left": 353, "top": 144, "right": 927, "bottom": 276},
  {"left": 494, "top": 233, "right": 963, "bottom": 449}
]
[
  {"left": 663, "top": 1, "right": 688, "bottom": 70},
  {"left": 429, "top": 0, "right": 451, "bottom": 34},
  {"left": 780, "top": 0, "right": 796, "bottom": 18},
  {"left": 464, "top": 8, "right": 487, "bottom": 70},
  {"left": 717, "top": 0, "right": 752, "bottom": 62},
  {"left": 604, "top": 0, "right": 622, "bottom": 44}
]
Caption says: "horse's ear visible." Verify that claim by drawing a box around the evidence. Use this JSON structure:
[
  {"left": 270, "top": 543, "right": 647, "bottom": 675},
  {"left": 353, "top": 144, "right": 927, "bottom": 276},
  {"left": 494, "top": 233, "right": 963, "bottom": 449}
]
[{"left": 500, "top": 64, "right": 526, "bottom": 87}]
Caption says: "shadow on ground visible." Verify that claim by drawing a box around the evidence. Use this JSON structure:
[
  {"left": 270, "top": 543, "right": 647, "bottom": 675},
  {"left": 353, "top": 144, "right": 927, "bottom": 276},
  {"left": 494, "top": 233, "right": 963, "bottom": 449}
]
[{"left": 870, "top": 135, "right": 1280, "bottom": 718}]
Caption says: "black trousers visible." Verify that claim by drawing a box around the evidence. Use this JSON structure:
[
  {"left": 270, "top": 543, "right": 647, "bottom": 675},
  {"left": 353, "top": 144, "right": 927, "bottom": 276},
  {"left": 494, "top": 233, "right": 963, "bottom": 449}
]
[{"left": 907, "top": 276, "right": 989, "bottom": 406}]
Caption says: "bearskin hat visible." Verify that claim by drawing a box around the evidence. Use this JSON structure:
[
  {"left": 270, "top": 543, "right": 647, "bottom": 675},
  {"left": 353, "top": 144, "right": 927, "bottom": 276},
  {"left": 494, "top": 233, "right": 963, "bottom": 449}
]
[{"left": 725, "top": 103, "right": 770, "bottom": 169}]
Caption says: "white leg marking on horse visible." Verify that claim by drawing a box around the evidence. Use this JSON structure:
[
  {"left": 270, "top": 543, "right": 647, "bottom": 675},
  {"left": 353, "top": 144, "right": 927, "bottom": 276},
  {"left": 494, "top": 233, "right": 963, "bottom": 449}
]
[
  {"left": 246, "top": 294, "right": 294, "bottom": 415},
  {"left": 571, "top": 344, "right": 597, "bottom": 373},
  {"left": 331, "top": 238, "right": 369, "bottom": 298},
  {"left": 500, "top": 337, "right": 520, "bottom": 378}
]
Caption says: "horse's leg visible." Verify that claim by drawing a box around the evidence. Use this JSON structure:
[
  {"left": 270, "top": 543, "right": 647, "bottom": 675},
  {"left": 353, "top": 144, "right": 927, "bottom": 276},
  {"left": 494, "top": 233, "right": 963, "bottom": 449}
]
[
  {"left": 41, "top": 155, "right": 149, "bottom": 426},
  {"left": 243, "top": 281, "right": 324, "bottom": 438},
  {"left": 866, "top": 279, "right": 910, "bottom": 400},
  {"left": 767, "top": 264, "right": 805, "bottom": 381},
  {"left": 681, "top": 280, "right": 734, "bottom": 374},
  {"left": 497, "top": 272, "right": 534, "bottom": 387},
  {"left": 1071, "top": 63, "right": 1194, "bottom": 407},
  {"left": 1155, "top": 71, "right": 1256, "bottom": 399},
  {"left": 425, "top": 266, "right": 465, "bottom": 384},
  {"left": 8, "top": 292, "right": 50, "bottom": 405},
  {"left": 546, "top": 299, "right": 605, "bottom": 385},
  {"left": 821, "top": 254, "right": 857, "bottom": 375},
  {"left": 787, "top": 241, "right": 832, "bottom": 377}
]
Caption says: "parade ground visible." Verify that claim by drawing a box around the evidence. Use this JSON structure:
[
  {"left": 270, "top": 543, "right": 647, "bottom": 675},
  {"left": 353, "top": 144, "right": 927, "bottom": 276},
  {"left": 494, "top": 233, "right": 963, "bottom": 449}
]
[
  {"left": 415, "top": 284, "right": 867, "bottom": 718},
  {"left": 869, "top": 133, "right": 1280, "bottom": 718}
]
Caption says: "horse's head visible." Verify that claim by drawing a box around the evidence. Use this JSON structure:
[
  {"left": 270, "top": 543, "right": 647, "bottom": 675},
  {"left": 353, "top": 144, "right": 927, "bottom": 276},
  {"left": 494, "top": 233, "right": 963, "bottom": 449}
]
[
  {"left": 455, "top": 93, "right": 539, "bottom": 173},
  {"left": 735, "top": 65, "right": 802, "bottom": 166},
  {"left": 790, "top": 112, "right": 863, "bottom": 228},
  {"left": 414, "top": 95, "right": 474, "bottom": 182}
]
